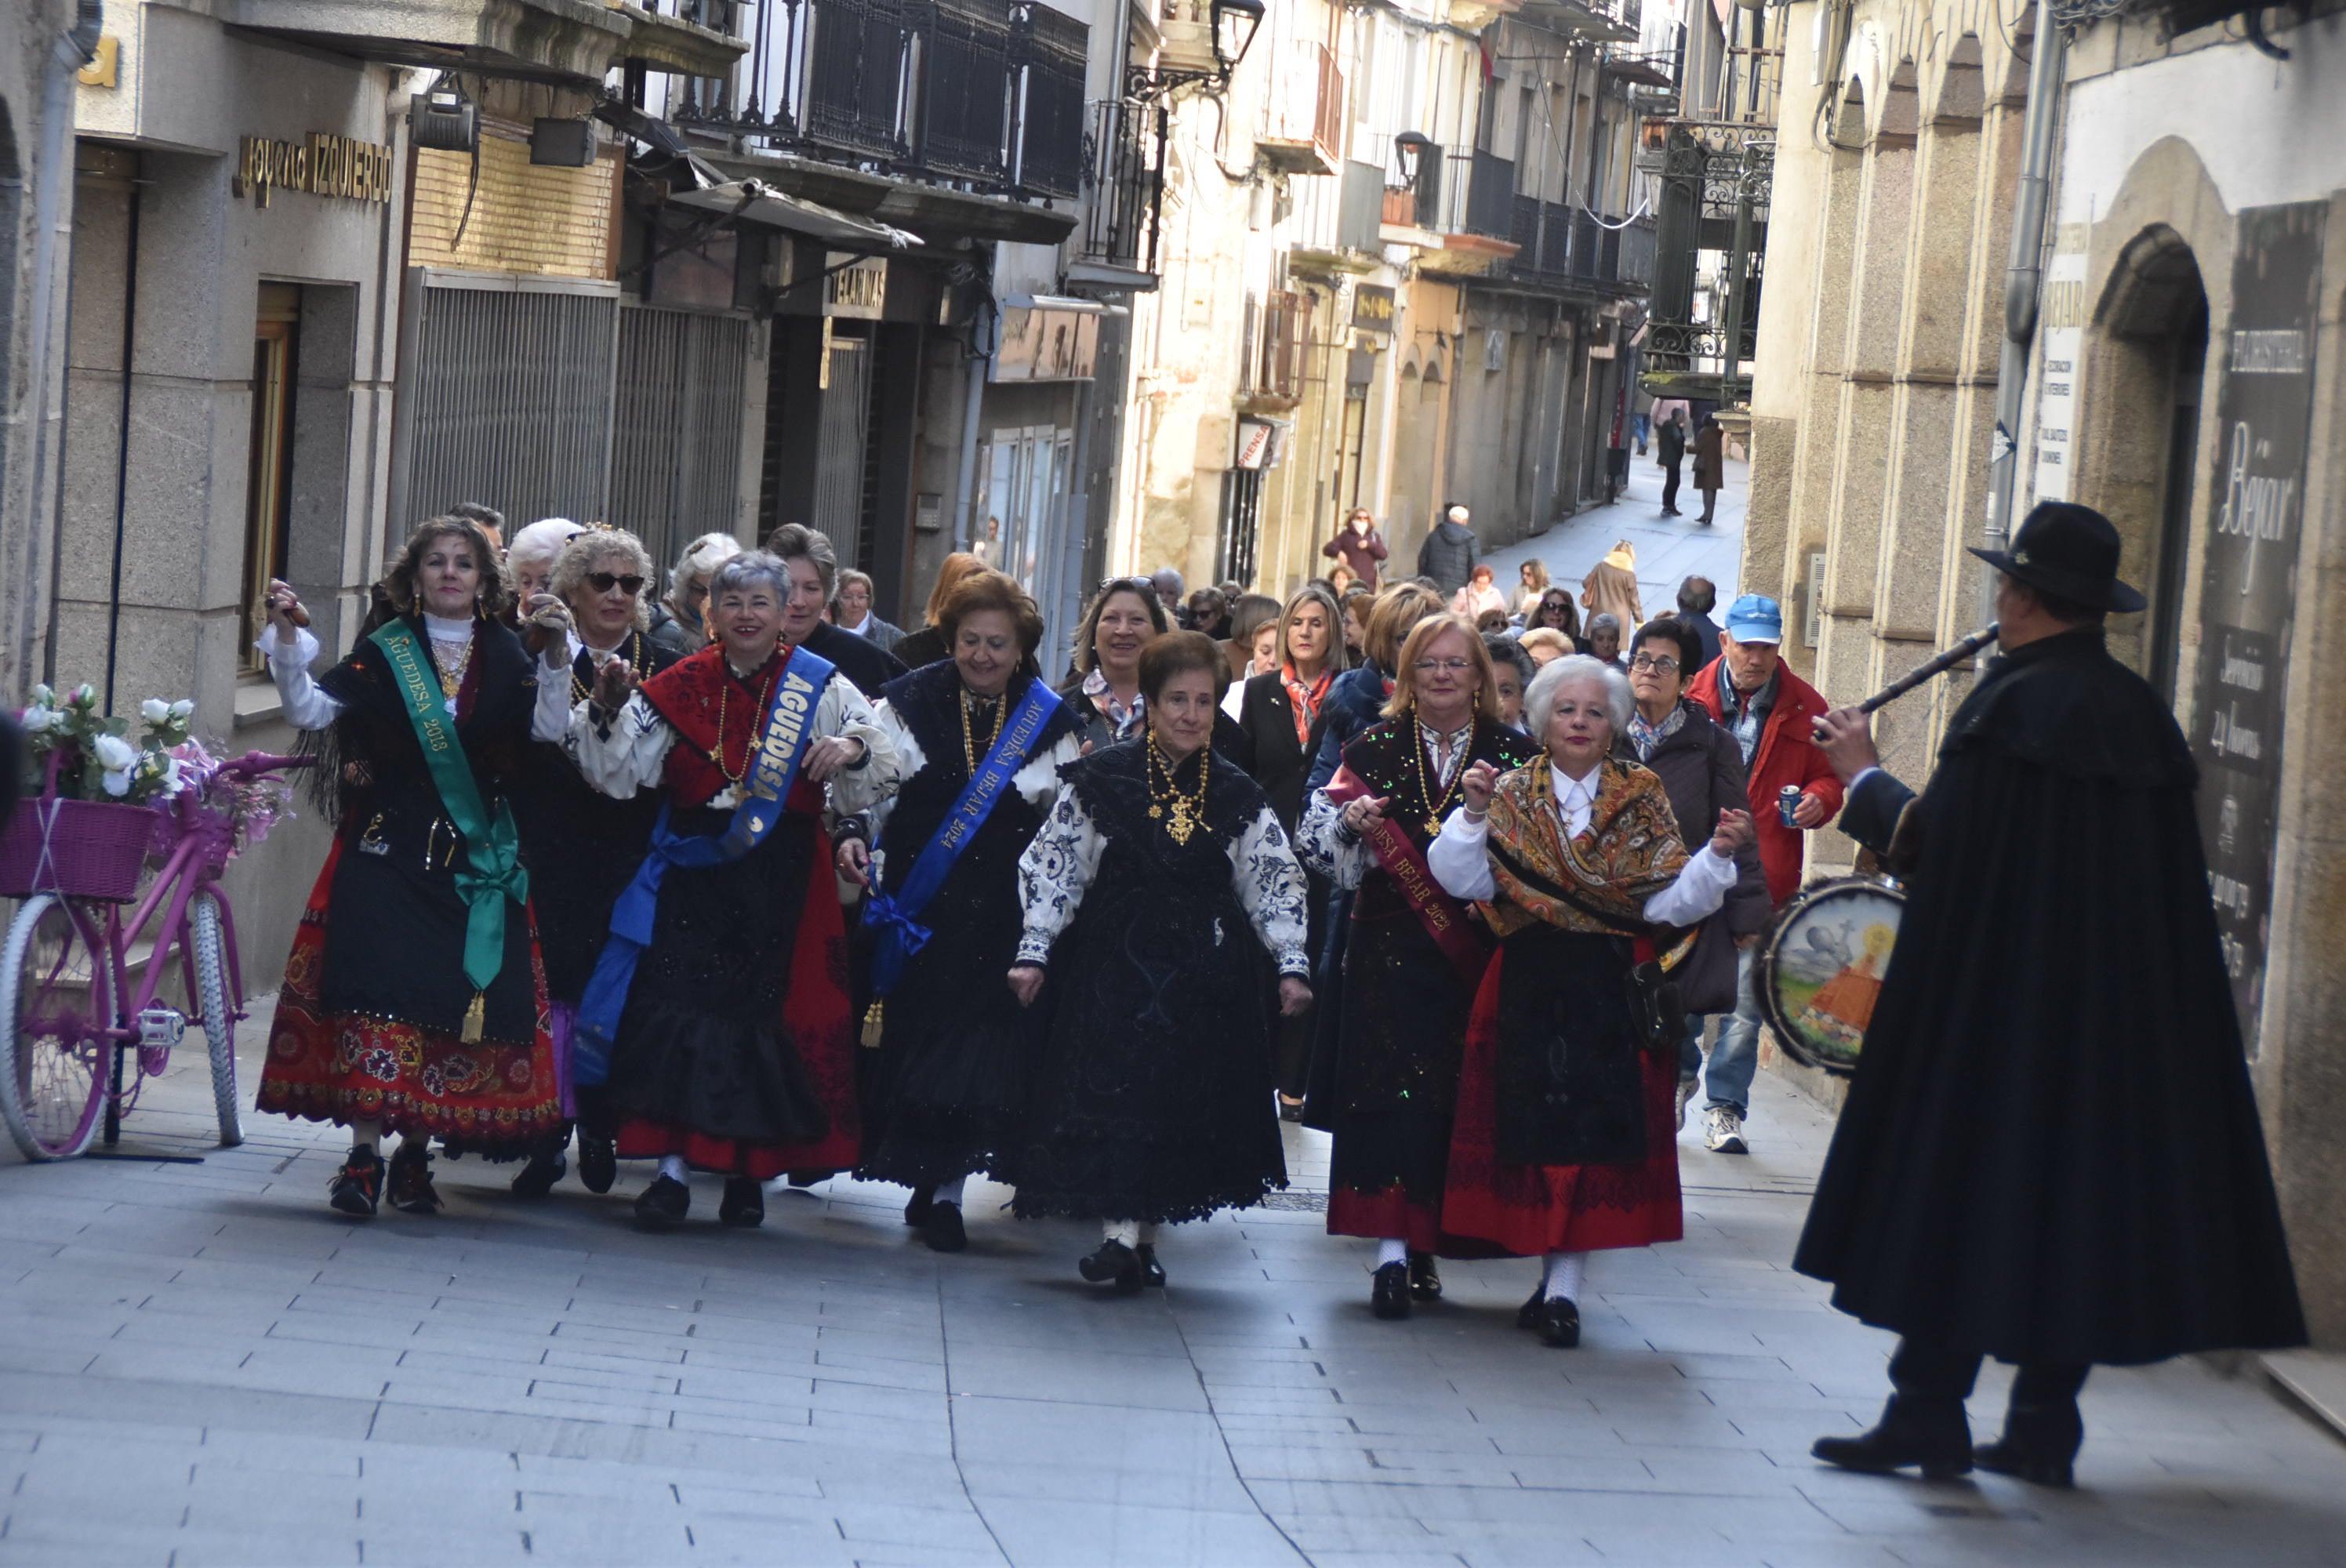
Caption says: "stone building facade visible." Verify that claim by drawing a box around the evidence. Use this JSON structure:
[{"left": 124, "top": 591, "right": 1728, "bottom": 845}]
[{"left": 1745, "top": 0, "right": 2346, "bottom": 1341}]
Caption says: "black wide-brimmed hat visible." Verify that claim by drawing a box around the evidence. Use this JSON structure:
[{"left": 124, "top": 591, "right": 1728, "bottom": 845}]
[{"left": 1967, "top": 502, "right": 2147, "bottom": 614}]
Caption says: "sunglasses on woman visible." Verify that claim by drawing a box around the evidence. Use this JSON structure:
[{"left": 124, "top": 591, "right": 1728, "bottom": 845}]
[{"left": 586, "top": 572, "right": 645, "bottom": 596}]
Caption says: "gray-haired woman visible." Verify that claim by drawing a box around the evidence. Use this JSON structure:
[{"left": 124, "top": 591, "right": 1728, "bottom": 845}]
[
  {"left": 560, "top": 550, "right": 901, "bottom": 1229},
  {"left": 649, "top": 532, "right": 740, "bottom": 659}
]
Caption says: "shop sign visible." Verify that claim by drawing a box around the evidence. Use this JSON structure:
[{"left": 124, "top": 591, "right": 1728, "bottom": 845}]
[
  {"left": 1234, "top": 416, "right": 1291, "bottom": 471},
  {"left": 234, "top": 133, "right": 395, "bottom": 209},
  {"left": 1352, "top": 285, "right": 1396, "bottom": 335},
  {"left": 2190, "top": 201, "right": 2324, "bottom": 1057},
  {"left": 824, "top": 254, "right": 889, "bottom": 320}
]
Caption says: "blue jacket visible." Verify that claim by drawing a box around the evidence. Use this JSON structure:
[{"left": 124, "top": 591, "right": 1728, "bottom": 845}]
[{"left": 1302, "top": 662, "right": 1393, "bottom": 795}]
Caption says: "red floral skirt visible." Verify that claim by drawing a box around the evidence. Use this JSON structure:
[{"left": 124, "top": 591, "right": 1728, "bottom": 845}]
[
  {"left": 1440, "top": 950, "right": 1683, "bottom": 1257},
  {"left": 258, "top": 842, "right": 563, "bottom": 1149},
  {"left": 612, "top": 842, "right": 860, "bottom": 1181}
]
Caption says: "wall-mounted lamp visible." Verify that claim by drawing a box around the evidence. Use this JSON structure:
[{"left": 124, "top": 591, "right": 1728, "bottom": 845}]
[{"left": 1392, "top": 131, "right": 1434, "bottom": 190}]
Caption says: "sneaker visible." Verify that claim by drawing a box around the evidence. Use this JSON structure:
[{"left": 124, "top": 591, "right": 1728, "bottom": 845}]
[
  {"left": 1702, "top": 1105, "right": 1748, "bottom": 1154},
  {"left": 387, "top": 1142, "right": 444, "bottom": 1214},
  {"left": 1675, "top": 1077, "right": 1698, "bottom": 1131},
  {"left": 329, "top": 1146, "right": 383, "bottom": 1217}
]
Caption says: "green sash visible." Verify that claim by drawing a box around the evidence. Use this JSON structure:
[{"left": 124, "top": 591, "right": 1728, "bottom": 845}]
[{"left": 369, "top": 619, "right": 530, "bottom": 1042}]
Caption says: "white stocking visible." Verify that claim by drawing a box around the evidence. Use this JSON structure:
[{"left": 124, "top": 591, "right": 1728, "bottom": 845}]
[
  {"left": 1102, "top": 1218, "right": 1140, "bottom": 1247},
  {"left": 658, "top": 1154, "right": 689, "bottom": 1184},
  {"left": 347, "top": 1119, "right": 381, "bottom": 1152},
  {"left": 1375, "top": 1238, "right": 1408, "bottom": 1269},
  {"left": 1543, "top": 1250, "right": 1586, "bottom": 1302},
  {"left": 933, "top": 1174, "right": 968, "bottom": 1209}
]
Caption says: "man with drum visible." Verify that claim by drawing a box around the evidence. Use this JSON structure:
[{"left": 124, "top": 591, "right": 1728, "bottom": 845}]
[
  {"left": 1682, "top": 595, "right": 1843, "bottom": 1152},
  {"left": 1802, "top": 501, "right": 2304, "bottom": 1488}
]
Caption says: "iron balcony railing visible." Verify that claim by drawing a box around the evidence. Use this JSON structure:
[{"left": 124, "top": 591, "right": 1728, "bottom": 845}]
[
  {"left": 1493, "top": 200, "right": 1654, "bottom": 289},
  {"left": 1080, "top": 99, "right": 1166, "bottom": 272},
  {"left": 672, "top": 0, "right": 1089, "bottom": 198}
]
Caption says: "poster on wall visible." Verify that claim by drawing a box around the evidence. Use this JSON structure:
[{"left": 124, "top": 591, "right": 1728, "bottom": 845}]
[
  {"left": 2190, "top": 201, "right": 2324, "bottom": 1058},
  {"left": 2031, "top": 246, "right": 2086, "bottom": 501}
]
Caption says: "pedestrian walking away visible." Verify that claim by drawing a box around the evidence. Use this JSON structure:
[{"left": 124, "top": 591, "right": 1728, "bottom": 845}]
[
  {"left": 1007, "top": 633, "right": 1312, "bottom": 1293},
  {"left": 254, "top": 516, "right": 567, "bottom": 1218},
  {"left": 1655, "top": 406, "right": 1688, "bottom": 517},
  {"left": 1800, "top": 503, "right": 2305, "bottom": 1488},
  {"left": 836, "top": 571, "right": 1084, "bottom": 1254},
  {"left": 1676, "top": 575, "right": 1722, "bottom": 673},
  {"left": 1582, "top": 540, "right": 1642, "bottom": 633},
  {"left": 1427, "top": 655, "right": 1752, "bottom": 1347},
  {"left": 1683, "top": 593, "right": 1843, "bottom": 1152},
  {"left": 1692, "top": 415, "right": 1726, "bottom": 523},
  {"left": 1417, "top": 505, "right": 1480, "bottom": 596}
]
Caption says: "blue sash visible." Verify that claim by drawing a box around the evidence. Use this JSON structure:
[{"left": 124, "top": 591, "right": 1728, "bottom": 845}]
[
  {"left": 572, "top": 645, "right": 837, "bottom": 1087},
  {"left": 864, "top": 680, "right": 1062, "bottom": 996}
]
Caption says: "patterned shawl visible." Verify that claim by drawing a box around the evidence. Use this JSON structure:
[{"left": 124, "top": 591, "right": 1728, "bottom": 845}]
[{"left": 1479, "top": 755, "right": 1690, "bottom": 939}]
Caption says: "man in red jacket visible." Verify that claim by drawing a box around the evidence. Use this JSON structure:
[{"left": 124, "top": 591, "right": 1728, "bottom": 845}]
[{"left": 1683, "top": 593, "right": 1843, "bottom": 1152}]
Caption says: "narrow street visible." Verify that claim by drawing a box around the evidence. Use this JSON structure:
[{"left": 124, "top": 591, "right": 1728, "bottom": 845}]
[
  {"left": 1479, "top": 452, "right": 1751, "bottom": 629},
  {"left": 2, "top": 1000, "right": 2339, "bottom": 1568}
]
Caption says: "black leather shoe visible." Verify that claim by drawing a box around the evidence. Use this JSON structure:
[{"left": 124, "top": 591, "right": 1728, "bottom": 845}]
[
  {"left": 1135, "top": 1243, "right": 1167, "bottom": 1287},
  {"left": 1517, "top": 1285, "right": 1544, "bottom": 1330},
  {"left": 1407, "top": 1250, "right": 1442, "bottom": 1301},
  {"left": 1371, "top": 1261, "right": 1411, "bottom": 1319},
  {"left": 510, "top": 1150, "right": 565, "bottom": 1199},
  {"left": 903, "top": 1186, "right": 935, "bottom": 1228},
  {"left": 577, "top": 1134, "right": 616, "bottom": 1195},
  {"left": 718, "top": 1176, "right": 765, "bottom": 1228},
  {"left": 1538, "top": 1296, "right": 1582, "bottom": 1348},
  {"left": 329, "top": 1146, "right": 383, "bottom": 1217},
  {"left": 1278, "top": 1096, "right": 1305, "bottom": 1123},
  {"left": 1974, "top": 1403, "right": 2082, "bottom": 1488},
  {"left": 387, "top": 1143, "right": 443, "bottom": 1215},
  {"left": 1077, "top": 1240, "right": 1143, "bottom": 1294},
  {"left": 923, "top": 1201, "right": 968, "bottom": 1253},
  {"left": 1813, "top": 1396, "right": 1974, "bottom": 1480},
  {"left": 634, "top": 1174, "right": 691, "bottom": 1227}
]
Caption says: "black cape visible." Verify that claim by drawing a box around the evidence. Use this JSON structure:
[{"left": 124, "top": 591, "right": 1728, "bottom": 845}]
[{"left": 1792, "top": 629, "right": 2304, "bottom": 1365}]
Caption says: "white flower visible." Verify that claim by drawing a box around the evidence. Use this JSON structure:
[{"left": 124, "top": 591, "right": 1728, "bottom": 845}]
[
  {"left": 100, "top": 768, "right": 132, "bottom": 797},
  {"left": 140, "top": 699, "right": 170, "bottom": 724},
  {"left": 169, "top": 699, "right": 195, "bottom": 720},
  {"left": 92, "top": 734, "right": 136, "bottom": 771},
  {"left": 29, "top": 685, "right": 53, "bottom": 709},
  {"left": 67, "top": 684, "right": 96, "bottom": 710}
]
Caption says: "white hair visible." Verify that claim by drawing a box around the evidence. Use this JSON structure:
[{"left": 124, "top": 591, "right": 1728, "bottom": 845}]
[
  {"left": 669, "top": 531, "right": 741, "bottom": 597},
  {"left": 1526, "top": 653, "right": 1633, "bottom": 736},
  {"left": 507, "top": 517, "right": 584, "bottom": 568}
]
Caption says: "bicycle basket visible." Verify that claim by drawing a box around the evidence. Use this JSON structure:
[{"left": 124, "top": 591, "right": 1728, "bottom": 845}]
[{"left": 0, "top": 797, "right": 160, "bottom": 901}]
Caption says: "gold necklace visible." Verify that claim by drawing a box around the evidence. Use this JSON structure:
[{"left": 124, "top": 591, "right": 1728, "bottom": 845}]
[
  {"left": 1410, "top": 711, "right": 1468, "bottom": 837},
  {"left": 709, "top": 655, "right": 783, "bottom": 785},
  {"left": 430, "top": 630, "right": 474, "bottom": 702},
  {"left": 960, "top": 686, "right": 1005, "bottom": 772},
  {"left": 1146, "top": 732, "right": 1208, "bottom": 847},
  {"left": 572, "top": 631, "right": 641, "bottom": 706}
]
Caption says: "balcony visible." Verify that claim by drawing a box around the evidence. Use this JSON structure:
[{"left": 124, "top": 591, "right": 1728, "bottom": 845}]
[
  {"left": 671, "top": 0, "right": 1088, "bottom": 202},
  {"left": 1488, "top": 199, "right": 1654, "bottom": 292},
  {"left": 1385, "top": 149, "right": 1518, "bottom": 274},
  {"left": 1073, "top": 100, "right": 1167, "bottom": 285},
  {"left": 1258, "top": 42, "right": 1345, "bottom": 176},
  {"left": 1517, "top": 0, "right": 1640, "bottom": 44}
]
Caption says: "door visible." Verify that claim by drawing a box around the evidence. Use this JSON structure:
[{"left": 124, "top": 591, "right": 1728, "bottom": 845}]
[
  {"left": 813, "top": 325, "right": 873, "bottom": 562},
  {"left": 240, "top": 285, "right": 300, "bottom": 672}
]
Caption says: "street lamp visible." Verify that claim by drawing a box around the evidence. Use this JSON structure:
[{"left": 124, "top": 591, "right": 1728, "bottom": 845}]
[
  {"left": 1128, "top": 0, "right": 1266, "bottom": 100},
  {"left": 1392, "top": 131, "right": 1434, "bottom": 190}
]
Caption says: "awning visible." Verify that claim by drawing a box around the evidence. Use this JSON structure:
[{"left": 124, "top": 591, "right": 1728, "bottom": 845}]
[
  {"left": 1002, "top": 293, "right": 1129, "bottom": 317},
  {"left": 669, "top": 174, "right": 922, "bottom": 250}
]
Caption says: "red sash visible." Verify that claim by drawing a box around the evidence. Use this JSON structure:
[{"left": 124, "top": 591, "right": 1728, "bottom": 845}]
[{"left": 1326, "top": 762, "right": 1492, "bottom": 989}]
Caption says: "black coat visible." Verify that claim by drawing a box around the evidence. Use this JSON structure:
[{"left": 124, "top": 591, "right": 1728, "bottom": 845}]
[
  {"left": 803, "top": 619, "right": 905, "bottom": 699},
  {"left": 1792, "top": 630, "right": 2304, "bottom": 1365},
  {"left": 1612, "top": 701, "right": 1767, "bottom": 1014},
  {"left": 1226, "top": 670, "right": 1333, "bottom": 830}
]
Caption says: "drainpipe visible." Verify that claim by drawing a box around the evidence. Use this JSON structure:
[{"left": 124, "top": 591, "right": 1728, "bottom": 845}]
[
  {"left": 950, "top": 282, "right": 997, "bottom": 550},
  {"left": 1978, "top": 14, "right": 2067, "bottom": 623},
  {"left": 25, "top": 0, "right": 104, "bottom": 692}
]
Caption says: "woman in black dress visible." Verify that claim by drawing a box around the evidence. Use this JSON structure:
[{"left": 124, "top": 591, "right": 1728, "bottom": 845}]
[
  {"left": 507, "top": 527, "right": 679, "bottom": 1198},
  {"left": 833, "top": 571, "right": 1085, "bottom": 1252},
  {"left": 1228, "top": 584, "right": 1349, "bottom": 1118},
  {"left": 1008, "top": 633, "right": 1313, "bottom": 1291}
]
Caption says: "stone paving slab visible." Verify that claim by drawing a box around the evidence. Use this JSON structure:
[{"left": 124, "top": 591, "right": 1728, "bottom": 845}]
[{"left": 0, "top": 998, "right": 2340, "bottom": 1567}]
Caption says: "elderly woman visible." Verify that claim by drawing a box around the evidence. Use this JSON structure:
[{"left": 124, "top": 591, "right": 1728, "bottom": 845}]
[
  {"left": 1059, "top": 576, "right": 1169, "bottom": 750},
  {"left": 565, "top": 550, "right": 899, "bottom": 1228},
  {"left": 1615, "top": 618, "right": 1770, "bottom": 1129},
  {"left": 1298, "top": 615, "right": 1540, "bottom": 1317},
  {"left": 1486, "top": 635, "right": 1534, "bottom": 732},
  {"left": 830, "top": 568, "right": 905, "bottom": 652},
  {"left": 1008, "top": 633, "right": 1312, "bottom": 1292},
  {"left": 1586, "top": 613, "right": 1625, "bottom": 669},
  {"left": 1452, "top": 564, "right": 1509, "bottom": 623},
  {"left": 1519, "top": 627, "right": 1574, "bottom": 670},
  {"left": 257, "top": 517, "right": 568, "bottom": 1217},
  {"left": 650, "top": 532, "right": 739, "bottom": 659},
  {"left": 1428, "top": 655, "right": 1752, "bottom": 1346},
  {"left": 1222, "top": 593, "right": 1283, "bottom": 689},
  {"left": 506, "top": 517, "right": 586, "bottom": 609},
  {"left": 505, "top": 528, "right": 680, "bottom": 1199},
  {"left": 833, "top": 571, "right": 1084, "bottom": 1253},
  {"left": 1186, "top": 586, "right": 1232, "bottom": 641},
  {"left": 890, "top": 551, "right": 988, "bottom": 671}
]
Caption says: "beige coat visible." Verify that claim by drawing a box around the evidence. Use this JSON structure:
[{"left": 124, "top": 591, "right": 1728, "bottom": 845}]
[{"left": 1582, "top": 542, "right": 1643, "bottom": 632}]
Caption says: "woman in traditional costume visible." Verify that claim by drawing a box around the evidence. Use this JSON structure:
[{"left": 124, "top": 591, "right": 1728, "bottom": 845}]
[
  {"left": 1058, "top": 578, "right": 1168, "bottom": 751},
  {"left": 1428, "top": 655, "right": 1752, "bottom": 1347},
  {"left": 1008, "top": 633, "right": 1312, "bottom": 1292},
  {"left": 833, "top": 571, "right": 1084, "bottom": 1253},
  {"left": 1229, "top": 585, "right": 1349, "bottom": 1120},
  {"left": 648, "top": 531, "right": 739, "bottom": 660},
  {"left": 256, "top": 517, "right": 568, "bottom": 1218},
  {"left": 565, "top": 550, "right": 899, "bottom": 1229},
  {"left": 505, "top": 528, "right": 680, "bottom": 1198},
  {"left": 1297, "top": 615, "right": 1540, "bottom": 1316}
]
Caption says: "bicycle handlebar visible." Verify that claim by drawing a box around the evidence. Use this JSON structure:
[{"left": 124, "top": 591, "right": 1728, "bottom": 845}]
[{"left": 212, "top": 750, "right": 316, "bottom": 779}]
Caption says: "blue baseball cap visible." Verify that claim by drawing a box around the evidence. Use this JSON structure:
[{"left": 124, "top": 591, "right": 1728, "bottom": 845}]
[{"left": 1723, "top": 593, "right": 1784, "bottom": 644}]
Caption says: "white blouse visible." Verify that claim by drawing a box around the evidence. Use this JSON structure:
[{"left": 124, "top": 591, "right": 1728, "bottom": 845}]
[
  {"left": 1014, "top": 788, "right": 1313, "bottom": 976},
  {"left": 563, "top": 660, "right": 899, "bottom": 818},
  {"left": 1426, "top": 763, "right": 1738, "bottom": 928},
  {"left": 257, "top": 615, "right": 568, "bottom": 742},
  {"left": 853, "top": 697, "right": 1087, "bottom": 852}
]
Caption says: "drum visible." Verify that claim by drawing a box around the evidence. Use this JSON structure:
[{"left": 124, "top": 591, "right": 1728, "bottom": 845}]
[{"left": 1756, "top": 876, "right": 1906, "bottom": 1076}]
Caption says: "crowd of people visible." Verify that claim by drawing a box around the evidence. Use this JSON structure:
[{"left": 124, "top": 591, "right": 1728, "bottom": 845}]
[{"left": 241, "top": 495, "right": 2307, "bottom": 1489}]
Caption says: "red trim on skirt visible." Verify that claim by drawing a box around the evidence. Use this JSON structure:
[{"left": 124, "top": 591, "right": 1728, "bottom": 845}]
[{"left": 1440, "top": 949, "right": 1684, "bottom": 1258}]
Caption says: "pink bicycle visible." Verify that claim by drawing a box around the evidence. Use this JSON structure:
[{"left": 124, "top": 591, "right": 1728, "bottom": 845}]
[{"left": 0, "top": 750, "right": 311, "bottom": 1160}]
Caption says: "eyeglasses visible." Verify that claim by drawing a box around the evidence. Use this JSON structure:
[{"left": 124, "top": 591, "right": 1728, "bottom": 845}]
[
  {"left": 1412, "top": 658, "right": 1475, "bottom": 675},
  {"left": 1629, "top": 653, "right": 1680, "bottom": 674},
  {"left": 586, "top": 572, "right": 645, "bottom": 596}
]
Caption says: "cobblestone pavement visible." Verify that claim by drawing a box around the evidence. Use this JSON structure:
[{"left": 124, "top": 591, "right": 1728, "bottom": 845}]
[{"left": 2, "top": 1004, "right": 2342, "bottom": 1568}]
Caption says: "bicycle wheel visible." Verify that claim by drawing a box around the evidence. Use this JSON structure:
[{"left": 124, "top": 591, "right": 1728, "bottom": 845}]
[
  {"left": 0, "top": 894, "right": 115, "bottom": 1160},
  {"left": 187, "top": 892, "right": 242, "bottom": 1148}
]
